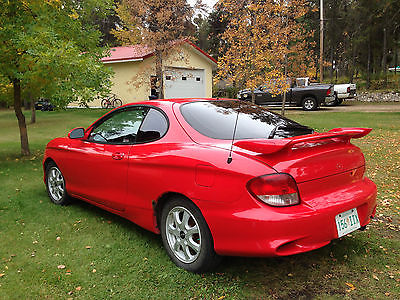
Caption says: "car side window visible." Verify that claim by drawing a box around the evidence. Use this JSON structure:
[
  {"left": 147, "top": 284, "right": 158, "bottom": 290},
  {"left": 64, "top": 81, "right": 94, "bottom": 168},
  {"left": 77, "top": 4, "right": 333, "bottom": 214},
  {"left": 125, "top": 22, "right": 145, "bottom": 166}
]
[
  {"left": 136, "top": 108, "right": 168, "bottom": 143},
  {"left": 88, "top": 107, "right": 149, "bottom": 144}
]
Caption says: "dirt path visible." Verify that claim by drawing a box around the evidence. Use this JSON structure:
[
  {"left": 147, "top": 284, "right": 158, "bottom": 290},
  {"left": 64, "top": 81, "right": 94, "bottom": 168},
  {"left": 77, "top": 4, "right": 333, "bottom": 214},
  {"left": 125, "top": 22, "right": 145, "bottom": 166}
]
[{"left": 270, "top": 103, "right": 400, "bottom": 113}]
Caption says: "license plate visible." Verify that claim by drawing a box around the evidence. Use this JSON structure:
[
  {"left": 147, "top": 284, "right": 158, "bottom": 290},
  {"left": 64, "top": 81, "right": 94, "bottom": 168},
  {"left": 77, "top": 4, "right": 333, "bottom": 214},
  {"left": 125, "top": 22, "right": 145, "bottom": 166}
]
[{"left": 335, "top": 208, "right": 360, "bottom": 238}]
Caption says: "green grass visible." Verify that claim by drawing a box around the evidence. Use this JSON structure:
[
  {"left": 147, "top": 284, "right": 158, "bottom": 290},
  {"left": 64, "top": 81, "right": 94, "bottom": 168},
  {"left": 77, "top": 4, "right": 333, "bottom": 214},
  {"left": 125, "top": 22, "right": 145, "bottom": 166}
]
[{"left": 0, "top": 107, "right": 399, "bottom": 299}]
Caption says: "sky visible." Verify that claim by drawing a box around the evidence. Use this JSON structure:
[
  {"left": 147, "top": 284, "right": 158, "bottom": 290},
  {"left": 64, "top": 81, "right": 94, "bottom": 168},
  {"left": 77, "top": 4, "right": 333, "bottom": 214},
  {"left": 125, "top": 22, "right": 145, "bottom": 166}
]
[{"left": 188, "top": 0, "right": 218, "bottom": 13}]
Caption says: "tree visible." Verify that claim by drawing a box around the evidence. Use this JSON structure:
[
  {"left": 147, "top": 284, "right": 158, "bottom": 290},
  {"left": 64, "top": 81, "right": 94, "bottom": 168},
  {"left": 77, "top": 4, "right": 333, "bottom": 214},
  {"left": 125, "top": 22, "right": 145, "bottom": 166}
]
[
  {"left": 217, "top": 0, "right": 314, "bottom": 113},
  {"left": 114, "top": 0, "right": 200, "bottom": 99},
  {"left": 0, "top": 0, "right": 114, "bottom": 156},
  {"left": 111, "top": 1, "right": 142, "bottom": 46}
]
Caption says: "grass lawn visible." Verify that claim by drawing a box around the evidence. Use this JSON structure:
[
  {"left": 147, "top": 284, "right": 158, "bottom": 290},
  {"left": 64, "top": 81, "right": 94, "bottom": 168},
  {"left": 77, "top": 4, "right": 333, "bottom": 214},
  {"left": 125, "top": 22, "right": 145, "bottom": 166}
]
[{"left": 0, "top": 107, "right": 399, "bottom": 299}]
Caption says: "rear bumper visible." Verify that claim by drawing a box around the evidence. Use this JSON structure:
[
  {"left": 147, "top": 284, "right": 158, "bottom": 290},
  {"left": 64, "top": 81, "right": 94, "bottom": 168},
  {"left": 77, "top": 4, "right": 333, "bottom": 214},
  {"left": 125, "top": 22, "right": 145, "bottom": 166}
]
[
  {"left": 337, "top": 92, "right": 357, "bottom": 99},
  {"left": 197, "top": 177, "right": 377, "bottom": 257},
  {"left": 324, "top": 96, "right": 336, "bottom": 105}
]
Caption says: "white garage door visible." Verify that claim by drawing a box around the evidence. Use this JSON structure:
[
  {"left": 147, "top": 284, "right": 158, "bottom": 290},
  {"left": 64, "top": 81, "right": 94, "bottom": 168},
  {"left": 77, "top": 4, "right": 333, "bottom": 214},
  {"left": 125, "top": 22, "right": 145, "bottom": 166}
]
[{"left": 164, "top": 68, "right": 205, "bottom": 99}]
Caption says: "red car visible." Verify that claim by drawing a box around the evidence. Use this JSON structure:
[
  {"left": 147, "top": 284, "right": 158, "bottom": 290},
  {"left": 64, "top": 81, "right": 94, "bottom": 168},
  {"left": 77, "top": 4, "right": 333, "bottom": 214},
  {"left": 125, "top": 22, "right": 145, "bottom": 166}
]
[{"left": 43, "top": 98, "right": 377, "bottom": 272}]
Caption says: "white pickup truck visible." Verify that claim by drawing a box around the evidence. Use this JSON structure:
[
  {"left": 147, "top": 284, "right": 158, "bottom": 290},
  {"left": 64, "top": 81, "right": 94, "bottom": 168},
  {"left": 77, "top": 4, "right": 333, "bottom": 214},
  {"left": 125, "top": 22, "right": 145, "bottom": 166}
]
[{"left": 296, "top": 78, "right": 357, "bottom": 106}]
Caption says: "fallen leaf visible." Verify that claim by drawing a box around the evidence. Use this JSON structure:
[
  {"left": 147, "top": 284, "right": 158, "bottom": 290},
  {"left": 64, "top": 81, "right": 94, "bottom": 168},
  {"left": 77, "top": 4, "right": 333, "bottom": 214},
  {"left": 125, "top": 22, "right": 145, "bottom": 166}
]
[
  {"left": 287, "top": 273, "right": 293, "bottom": 277},
  {"left": 92, "top": 269, "right": 96, "bottom": 273},
  {"left": 0, "top": 273, "right": 5, "bottom": 277},
  {"left": 56, "top": 236, "right": 61, "bottom": 241},
  {"left": 85, "top": 246, "right": 91, "bottom": 249},
  {"left": 217, "top": 296, "right": 225, "bottom": 300},
  {"left": 57, "top": 265, "right": 66, "bottom": 269},
  {"left": 345, "top": 282, "right": 356, "bottom": 292},
  {"left": 372, "top": 274, "right": 379, "bottom": 280},
  {"left": 75, "top": 286, "right": 82, "bottom": 291}
]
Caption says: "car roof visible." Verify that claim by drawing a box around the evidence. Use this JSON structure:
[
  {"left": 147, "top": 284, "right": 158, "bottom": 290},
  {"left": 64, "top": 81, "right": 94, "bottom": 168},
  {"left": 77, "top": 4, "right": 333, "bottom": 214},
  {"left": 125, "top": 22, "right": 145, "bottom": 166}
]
[{"left": 121, "top": 98, "right": 235, "bottom": 108}]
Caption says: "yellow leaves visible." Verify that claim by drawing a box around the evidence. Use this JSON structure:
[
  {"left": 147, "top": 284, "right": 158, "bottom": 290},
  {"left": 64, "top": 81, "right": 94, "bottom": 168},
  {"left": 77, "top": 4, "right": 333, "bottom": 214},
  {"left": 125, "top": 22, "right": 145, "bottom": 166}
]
[
  {"left": 68, "top": 12, "right": 79, "bottom": 20},
  {"left": 345, "top": 282, "right": 356, "bottom": 292},
  {"left": 217, "top": 0, "right": 315, "bottom": 89}
]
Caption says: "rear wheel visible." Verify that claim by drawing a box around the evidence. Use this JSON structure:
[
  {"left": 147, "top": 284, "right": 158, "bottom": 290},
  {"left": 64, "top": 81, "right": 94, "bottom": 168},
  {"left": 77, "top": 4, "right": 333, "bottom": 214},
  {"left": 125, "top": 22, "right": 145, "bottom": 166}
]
[
  {"left": 302, "top": 97, "right": 318, "bottom": 111},
  {"left": 45, "top": 162, "right": 70, "bottom": 205},
  {"left": 160, "top": 197, "right": 221, "bottom": 273},
  {"left": 101, "top": 99, "right": 110, "bottom": 109}
]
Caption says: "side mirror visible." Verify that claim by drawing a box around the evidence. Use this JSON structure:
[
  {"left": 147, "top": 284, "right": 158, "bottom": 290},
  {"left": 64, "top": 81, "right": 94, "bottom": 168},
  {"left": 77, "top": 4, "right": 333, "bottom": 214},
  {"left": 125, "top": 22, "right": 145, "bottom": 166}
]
[{"left": 68, "top": 127, "right": 85, "bottom": 139}]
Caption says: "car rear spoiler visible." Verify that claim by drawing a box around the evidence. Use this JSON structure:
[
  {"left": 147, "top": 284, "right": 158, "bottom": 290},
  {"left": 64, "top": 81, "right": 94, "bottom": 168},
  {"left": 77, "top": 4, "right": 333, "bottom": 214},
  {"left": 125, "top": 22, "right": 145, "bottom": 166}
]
[{"left": 234, "top": 128, "right": 372, "bottom": 155}]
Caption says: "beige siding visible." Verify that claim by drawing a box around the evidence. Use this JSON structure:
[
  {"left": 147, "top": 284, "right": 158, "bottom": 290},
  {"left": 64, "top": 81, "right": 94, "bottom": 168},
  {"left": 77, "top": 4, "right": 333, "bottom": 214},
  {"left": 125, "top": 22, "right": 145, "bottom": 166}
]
[{"left": 75, "top": 43, "right": 215, "bottom": 108}]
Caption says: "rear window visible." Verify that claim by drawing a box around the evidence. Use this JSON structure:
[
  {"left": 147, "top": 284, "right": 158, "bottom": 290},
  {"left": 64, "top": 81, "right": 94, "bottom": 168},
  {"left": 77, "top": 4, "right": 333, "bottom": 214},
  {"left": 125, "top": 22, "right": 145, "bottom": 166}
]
[{"left": 180, "top": 101, "right": 313, "bottom": 140}]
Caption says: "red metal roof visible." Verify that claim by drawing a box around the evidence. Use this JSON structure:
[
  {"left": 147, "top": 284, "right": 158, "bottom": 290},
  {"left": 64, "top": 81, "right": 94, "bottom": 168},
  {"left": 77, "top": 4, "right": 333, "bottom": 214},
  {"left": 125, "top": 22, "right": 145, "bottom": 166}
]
[
  {"left": 101, "top": 45, "right": 154, "bottom": 63},
  {"left": 101, "top": 40, "right": 217, "bottom": 64}
]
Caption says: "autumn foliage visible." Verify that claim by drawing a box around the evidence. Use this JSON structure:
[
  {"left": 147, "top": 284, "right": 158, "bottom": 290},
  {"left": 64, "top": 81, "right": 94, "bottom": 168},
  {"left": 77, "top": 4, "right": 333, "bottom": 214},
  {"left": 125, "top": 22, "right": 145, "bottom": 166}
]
[
  {"left": 114, "top": 0, "right": 199, "bottom": 99},
  {"left": 217, "top": 0, "right": 315, "bottom": 95}
]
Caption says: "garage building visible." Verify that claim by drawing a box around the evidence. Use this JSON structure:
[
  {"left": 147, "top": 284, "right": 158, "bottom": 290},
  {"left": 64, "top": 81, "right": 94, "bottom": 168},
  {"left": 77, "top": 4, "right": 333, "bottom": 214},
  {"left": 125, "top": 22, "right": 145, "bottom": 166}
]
[{"left": 90, "top": 40, "right": 216, "bottom": 107}]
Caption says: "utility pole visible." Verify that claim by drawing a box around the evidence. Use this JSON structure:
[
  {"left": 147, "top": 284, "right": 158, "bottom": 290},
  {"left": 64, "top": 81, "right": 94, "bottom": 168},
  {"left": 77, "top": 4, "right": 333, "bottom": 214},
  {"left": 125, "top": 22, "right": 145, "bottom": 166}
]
[{"left": 320, "top": 0, "right": 324, "bottom": 82}]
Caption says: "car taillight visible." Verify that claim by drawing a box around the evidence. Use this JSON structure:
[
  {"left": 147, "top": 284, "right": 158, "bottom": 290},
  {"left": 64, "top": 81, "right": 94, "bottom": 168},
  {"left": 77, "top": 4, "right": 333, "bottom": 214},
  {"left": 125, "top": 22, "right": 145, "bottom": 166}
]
[
  {"left": 247, "top": 173, "right": 300, "bottom": 207},
  {"left": 347, "top": 86, "right": 350, "bottom": 93},
  {"left": 326, "top": 88, "right": 333, "bottom": 96}
]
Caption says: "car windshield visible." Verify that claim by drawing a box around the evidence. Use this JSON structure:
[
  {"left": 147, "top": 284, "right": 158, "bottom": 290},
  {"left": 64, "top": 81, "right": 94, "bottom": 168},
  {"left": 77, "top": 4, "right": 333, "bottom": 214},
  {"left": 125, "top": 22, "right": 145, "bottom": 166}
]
[{"left": 180, "top": 101, "right": 313, "bottom": 140}]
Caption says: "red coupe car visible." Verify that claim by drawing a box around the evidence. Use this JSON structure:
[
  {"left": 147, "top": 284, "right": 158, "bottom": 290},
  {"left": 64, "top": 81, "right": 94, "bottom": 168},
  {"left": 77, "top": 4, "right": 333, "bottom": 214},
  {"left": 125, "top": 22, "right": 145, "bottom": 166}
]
[{"left": 43, "top": 98, "right": 377, "bottom": 272}]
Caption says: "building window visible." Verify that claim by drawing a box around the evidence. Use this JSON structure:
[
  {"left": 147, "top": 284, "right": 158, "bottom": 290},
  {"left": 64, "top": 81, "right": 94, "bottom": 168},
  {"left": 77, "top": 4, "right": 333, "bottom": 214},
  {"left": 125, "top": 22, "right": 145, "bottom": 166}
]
[
  {"left": 166, "top": 75, "right": 172, "bottom": 80},
  {"left": 196, "top": 77, "right": 201, "bottom": 82},
  {"left": 182, "top": 76, "right": 187, "bottom": 81}
]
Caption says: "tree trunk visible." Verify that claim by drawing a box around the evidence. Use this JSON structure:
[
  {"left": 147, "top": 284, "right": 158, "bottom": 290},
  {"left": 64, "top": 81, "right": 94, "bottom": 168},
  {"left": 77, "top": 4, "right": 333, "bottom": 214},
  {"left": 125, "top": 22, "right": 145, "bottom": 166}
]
[
  {"left": 251, "top": 91, "right": 255, "bottom": 104},
  {"left": 281, "top": 91, "right": 287, "bottom": 116},
  {"left": 367, "top": 37, "right": 371, "bottom": 89},
  {"left": 30, "top": 98, "right": 36, "bottom": 124},
  {"left": 155, "top": 50, "right": 164, "bottom": 99},
  {"left": 13, "top": 79, "right": 30, "bottom": 156},
  {"left": 382, "top": 27, "right": 387, "bottom": 87},
  {"left": 350, "top": 44, "right": 356, "bottom": 83}
]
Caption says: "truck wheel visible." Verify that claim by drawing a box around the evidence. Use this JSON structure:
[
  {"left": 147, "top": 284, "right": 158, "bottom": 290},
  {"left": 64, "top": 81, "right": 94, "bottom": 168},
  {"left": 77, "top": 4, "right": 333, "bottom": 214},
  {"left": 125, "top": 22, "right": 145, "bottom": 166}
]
[
  {"left": 336, "top": 98, "right": 343, "bottom": 105},
  {"left": 302, "top": 97, "right": 318, "bottom": 111}
]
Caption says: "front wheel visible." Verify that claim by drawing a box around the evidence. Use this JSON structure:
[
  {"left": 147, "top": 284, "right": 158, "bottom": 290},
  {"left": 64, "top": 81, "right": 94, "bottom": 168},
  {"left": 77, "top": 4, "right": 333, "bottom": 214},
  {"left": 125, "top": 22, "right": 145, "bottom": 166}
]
[
  {"left": 113, "top": 98, "right": 122, "bottom": 108},
  {"left": 45, "top": 162, "right": 70, "bottom": 205},
  {"left": 160, "top": 197, "right": 221, "bottom": 273},
  {"left": 302, "top": 97, "right": 318, "bottom": 111}
]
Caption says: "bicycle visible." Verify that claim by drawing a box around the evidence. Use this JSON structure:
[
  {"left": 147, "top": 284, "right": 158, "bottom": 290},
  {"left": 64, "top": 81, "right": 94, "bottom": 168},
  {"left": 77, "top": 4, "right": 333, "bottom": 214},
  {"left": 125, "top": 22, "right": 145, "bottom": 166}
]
[{"left": 101, "top": 94, "right": 123, "bottom": 109}]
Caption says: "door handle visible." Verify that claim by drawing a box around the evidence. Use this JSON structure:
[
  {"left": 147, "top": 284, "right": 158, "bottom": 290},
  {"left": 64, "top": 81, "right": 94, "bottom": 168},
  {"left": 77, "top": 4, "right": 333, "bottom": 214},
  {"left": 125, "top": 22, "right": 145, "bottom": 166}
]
[{"left": 112, "top": 152, "right": 125, "bottom": 160}]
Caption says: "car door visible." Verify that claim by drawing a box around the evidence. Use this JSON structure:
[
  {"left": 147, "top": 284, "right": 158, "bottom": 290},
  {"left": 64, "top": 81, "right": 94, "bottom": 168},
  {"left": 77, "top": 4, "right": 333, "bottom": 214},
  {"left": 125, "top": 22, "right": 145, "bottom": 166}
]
[
  {"left": 67, "top": 106, "right": 148, "bottom": 211},
  {"left": 125, "top": 108, "right": 169, "bottom": 211}
]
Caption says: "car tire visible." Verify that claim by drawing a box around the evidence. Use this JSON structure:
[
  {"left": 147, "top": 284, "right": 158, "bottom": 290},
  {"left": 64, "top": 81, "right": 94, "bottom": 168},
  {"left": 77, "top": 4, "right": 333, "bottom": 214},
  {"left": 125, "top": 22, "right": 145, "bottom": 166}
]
[
  {"left": 160, "top": 197, "right": 221, "bottom": 273},
  {"left": 45, "top": 162, "right": 70, "bottom": 205},
  {"left": 336, "top": 98, "right": 343, "bottom": 105},
  {"left": 325, "top": 94, "right": 339, "bottom": 106},
  {"left": 302, "top": 97, "right": 318, "bottom": 111}
]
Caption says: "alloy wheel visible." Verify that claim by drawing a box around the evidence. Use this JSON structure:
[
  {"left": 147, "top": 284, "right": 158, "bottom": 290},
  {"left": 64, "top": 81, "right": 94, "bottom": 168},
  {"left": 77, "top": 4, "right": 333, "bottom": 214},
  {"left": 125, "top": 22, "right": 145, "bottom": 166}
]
[{"left": 165, "top": 206, "right": 201, "bottom": 263}]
